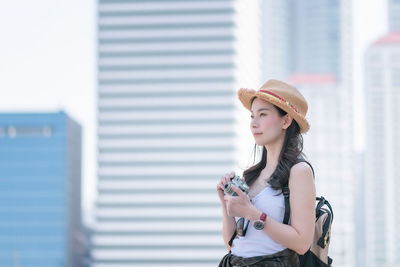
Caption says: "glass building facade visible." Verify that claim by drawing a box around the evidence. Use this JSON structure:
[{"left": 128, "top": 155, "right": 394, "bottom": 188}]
[
  {"left": 291, "top": 0, "right": 341, "bottom": 78},
  {"left": 389, "top": 0, "right": 400, "bottom": 32},
  {"left": 0, "top": 112, "right": 83, "bottom": 267},
  {"left": 260, "top": 0, "right": 342, "bottom": 81}
]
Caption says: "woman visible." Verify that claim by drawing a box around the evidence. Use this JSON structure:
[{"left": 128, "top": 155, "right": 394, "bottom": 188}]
[{"left": 217, "top": 79, "right": 316, "bottom": 266}]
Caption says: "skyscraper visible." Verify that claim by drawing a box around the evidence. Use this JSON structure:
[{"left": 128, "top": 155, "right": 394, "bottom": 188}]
[
  {"left": 0, "top": 111, "right": 83, "bottom": 267},
  {"left": 260, "top": 0, "right": 292, "bottom": 81},
  {"left": 291, "top": 0, "right": 342, "bottom": 78},
  {"left": 364, "top": 32, "right": 400, "bottom": 267},
  {"left": 388, "top": 0, "right": 400, "bottom": 32},
  {"left": 261, "top": 0, "right": 355, "bottom": 265},
  {"left": 92, "top": 0, "right": 260, "bottom": 266}
]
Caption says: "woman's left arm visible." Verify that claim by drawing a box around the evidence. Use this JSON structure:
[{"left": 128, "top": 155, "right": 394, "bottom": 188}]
[
  {"left": 225, "top": 162, "right": 316, "bottom": 254},
  {"left": 262, "top": 162, "right": 316, "bottom": 254}
]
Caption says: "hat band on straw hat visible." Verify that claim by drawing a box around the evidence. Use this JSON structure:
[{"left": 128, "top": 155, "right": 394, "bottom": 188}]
[{"left": 259, "top": 90, "right": 299, "bottom": 114}]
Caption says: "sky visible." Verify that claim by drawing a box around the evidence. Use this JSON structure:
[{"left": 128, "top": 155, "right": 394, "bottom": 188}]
[{"left": 0, "top": 0, "right": 388, "bottom": 224}]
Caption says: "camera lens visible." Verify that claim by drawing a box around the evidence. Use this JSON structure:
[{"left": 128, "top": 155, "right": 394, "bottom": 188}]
[{"left": 224, "top": 183, "right": 233, "bottom": 195}]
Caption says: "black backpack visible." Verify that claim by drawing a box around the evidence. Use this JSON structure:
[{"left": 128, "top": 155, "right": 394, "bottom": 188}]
[{"left": 283, "top": 159, "right": 334, "bottom": 266}]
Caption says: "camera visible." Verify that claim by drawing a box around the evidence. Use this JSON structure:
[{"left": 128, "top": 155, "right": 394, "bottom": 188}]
[{"left": 224, "top": 176, "right": 250, "bottom": 196}]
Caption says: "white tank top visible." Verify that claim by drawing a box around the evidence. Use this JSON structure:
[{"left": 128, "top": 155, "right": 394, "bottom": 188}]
[{"left": 230, "top": 185, "right": 287, "bottom": 257}]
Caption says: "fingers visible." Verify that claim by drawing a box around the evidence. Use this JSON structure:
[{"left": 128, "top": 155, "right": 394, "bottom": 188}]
[
  {"left": 224, "top": 194, "right": 233, "bottom": 202},
  {"left": 217, "top": 172, "right": 234, "bottom": 192},
  {"left": 224, "top": 185, "right": 241, "bottom": 201},
  {"left": 220, "top": 172, "right": 235, "bottom": 185},
  {"left": 216, "top": 183, "right": 225, "bottom": 192},
  {"left": 231, "top": 185, "right": 244, "bottom": 197},
  {"left": 217, "top": 171, "right": 236, "bottom": 199}
]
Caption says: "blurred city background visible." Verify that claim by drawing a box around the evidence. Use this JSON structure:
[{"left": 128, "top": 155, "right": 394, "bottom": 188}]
[{"left": 0, "top": 0, "right": 399, "bottom": 266}]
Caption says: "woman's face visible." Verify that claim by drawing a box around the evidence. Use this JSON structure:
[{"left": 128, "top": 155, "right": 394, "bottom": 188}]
[{"left": 250, "top": 97, "right": 289, "bottom": 146}]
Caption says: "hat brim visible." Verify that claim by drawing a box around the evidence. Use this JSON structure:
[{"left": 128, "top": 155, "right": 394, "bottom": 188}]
[{"left": 238, "top": 88, "right": 310, "bottom": 134}]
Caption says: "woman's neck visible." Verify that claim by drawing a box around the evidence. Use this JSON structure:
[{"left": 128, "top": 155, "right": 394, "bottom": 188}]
[{"left": 264, "top": 135, "right": 285, "bottom": 172}]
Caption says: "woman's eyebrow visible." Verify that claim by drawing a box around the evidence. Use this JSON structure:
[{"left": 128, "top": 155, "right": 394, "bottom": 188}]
[{"left": 251, "top": 108, "right": 270, "bottom": 114}]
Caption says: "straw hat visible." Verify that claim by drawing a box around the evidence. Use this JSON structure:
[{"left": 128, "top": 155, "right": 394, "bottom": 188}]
[{"left": 238, "top": 79, "right": 310, "bottom": 133}]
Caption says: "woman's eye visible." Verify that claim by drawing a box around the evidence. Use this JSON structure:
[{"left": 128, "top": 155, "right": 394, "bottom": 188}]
[
  {"left": 250, "top": 115, "right": 254, "bottom": 119},
  {"left": 260, "top": 113, "right": 266, "bottom": 116}
]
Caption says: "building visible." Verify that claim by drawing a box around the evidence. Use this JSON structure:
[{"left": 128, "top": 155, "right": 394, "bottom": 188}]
[
  {"left": 259, "top": 0, "right": 292, "bottom": 81},
  {"left": 355, "top": 151, "right": 366, "bottom": 267},
  {"left": 287, "top": 76, "right": 355, "bottom": 267},
  {"left": 291, "top": 0, "right": 342, "bottom": 78},
  {"left": 92, "top": 0, "right": 260, "bottom": 266},
  {"left": 388, "top": 0, "right": 400, "bottom": 32},
  {"left": 0, "top": 111, "right": 83, "bottom": 267},
  {"left": 364, "top": 32, "right": 400, "bottom": 267},
  {"left": 260, "top": 0, "right": 355, "bottom": 265}
]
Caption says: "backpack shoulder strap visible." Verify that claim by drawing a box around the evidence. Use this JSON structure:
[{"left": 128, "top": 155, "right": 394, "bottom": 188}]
[
  {"left": 282, "top": 158, "right": 315, "bottom": 224},
  {"left": 296, "top": 158, "right": 315, "bottom": 178},
  {"left": 282, "top": 186, "right": 291, "bottom": 225}
]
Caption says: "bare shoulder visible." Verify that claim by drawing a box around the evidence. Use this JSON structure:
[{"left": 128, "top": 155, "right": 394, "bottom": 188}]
[{"left": 289, "top": 161, "right": 314, "bottom": 186}]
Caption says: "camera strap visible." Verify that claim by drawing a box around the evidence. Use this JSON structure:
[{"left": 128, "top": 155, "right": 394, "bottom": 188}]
[{"left": 228, "top": 229, "right": 237, "bottom": 247}]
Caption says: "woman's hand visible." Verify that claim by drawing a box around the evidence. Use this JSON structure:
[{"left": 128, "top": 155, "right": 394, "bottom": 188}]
[
  {"left": 217, "top": 172, "right": 240, "bottom": 250},
  {"left": 216, "top": 172, "right": 235, "bottom": 204},
  {"left": 224, "top": 185, "right": 254, "bottom": 218}
]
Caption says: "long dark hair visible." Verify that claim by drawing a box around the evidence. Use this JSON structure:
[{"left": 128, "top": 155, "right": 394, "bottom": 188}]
[{"left": 243, "top": 98, "right": 306, "bottom": 190}]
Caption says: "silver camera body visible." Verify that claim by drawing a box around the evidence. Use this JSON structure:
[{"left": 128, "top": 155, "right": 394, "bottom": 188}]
[{"left": 224, "top": 176, "right": 250, "bottom": 196}]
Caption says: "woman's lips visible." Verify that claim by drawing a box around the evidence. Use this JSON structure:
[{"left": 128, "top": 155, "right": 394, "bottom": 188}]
[{"left": 253, "top": 133, "right": 262, "bottom": 136}]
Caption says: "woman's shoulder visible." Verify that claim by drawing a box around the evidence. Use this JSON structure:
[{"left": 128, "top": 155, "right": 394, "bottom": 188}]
[
  {"left": 291, "top": 161, "right": 313, "bottom": 174},
  {"left": 288, "top": 160, "right": 316, "bottom": 198},
  {"left": 289, "top": 161, "right": 314, "bottom": 185},
  {"left": 293, "top": 157, "right": 315, "bottom": 178}
]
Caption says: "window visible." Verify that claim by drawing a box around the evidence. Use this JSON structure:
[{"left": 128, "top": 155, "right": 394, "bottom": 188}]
[
  {"left": 390, "top": 53, "right": 400, "bottom": 64},
  {"left": 369, "top": 53, "right": 382, "bottom": 64},
  {"left": 391, "top": 68, "right": 400, "bottom": 87},
  {"left": 4, "top": 126, "right": 53, "bottom": 138},
  {"left": 368, "top": 68, "right": 384, "bottom": 87},
  {"left": 0, "top": 127, "right": 6, "bottom": 138}
]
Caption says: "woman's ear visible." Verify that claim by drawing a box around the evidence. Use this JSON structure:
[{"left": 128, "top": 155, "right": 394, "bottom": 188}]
[{"left": 282, "top": 114, "right": 293, "bottom": 130}]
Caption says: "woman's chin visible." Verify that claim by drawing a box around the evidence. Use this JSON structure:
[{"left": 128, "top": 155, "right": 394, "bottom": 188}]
[{"left": 254, "top": 140, "right": 265, "bottom": 146}]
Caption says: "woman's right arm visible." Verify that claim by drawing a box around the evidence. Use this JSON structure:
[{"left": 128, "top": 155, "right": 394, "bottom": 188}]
[{"left": 217, "top": 172, "right": 237, "bottom": 250}]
